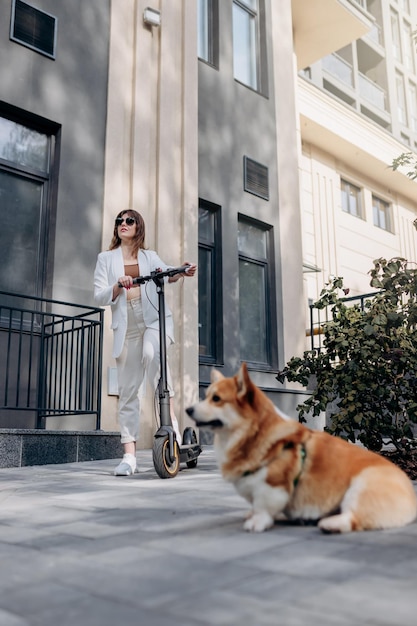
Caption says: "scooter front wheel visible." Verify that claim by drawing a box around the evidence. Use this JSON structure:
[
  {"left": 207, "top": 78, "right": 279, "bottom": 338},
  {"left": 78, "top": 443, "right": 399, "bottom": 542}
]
[{"left": 153, "top": 435, "right": 180, "bottom": 478}]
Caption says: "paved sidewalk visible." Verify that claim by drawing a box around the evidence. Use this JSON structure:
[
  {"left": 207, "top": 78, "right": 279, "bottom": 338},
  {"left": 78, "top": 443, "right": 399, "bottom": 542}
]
[{"left": 0, "top": 446, "right": 416, "bottom": 626}]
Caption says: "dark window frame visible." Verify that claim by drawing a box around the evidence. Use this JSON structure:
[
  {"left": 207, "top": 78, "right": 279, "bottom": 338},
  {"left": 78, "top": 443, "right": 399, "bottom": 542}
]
[
  {"left": 232, "top": 0, "right": 268, "bottom": 96},
  {"left": 238, "top": 214, "right": 277, "bottom": 371},
  {"left": 197, "top": 0, "right": 219, "bottom": 68},
  {"left": 0, "top": 101, "right": 61, "bottom": 300},
  {"left": 198, "top": 199, "right": 223, "bottom": 365}
]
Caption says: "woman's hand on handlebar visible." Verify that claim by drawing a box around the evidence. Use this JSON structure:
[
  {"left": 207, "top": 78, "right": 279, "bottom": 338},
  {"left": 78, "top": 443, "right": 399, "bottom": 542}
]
[
  {"left": 168, "top": 262, "right": 197, "bottom": 282},
  {"left": 113, "top": 276, "right": 133, "bottom": 300},
  {"left": 117, "top": 275, "right": 134, "bottom": 290}
]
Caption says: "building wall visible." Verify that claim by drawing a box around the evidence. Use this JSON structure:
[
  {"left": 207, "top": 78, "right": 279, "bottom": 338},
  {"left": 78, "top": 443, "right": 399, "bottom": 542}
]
[
  {"left": 198, "top": 0, "right": 304, "bottom": 408},
  {"left": 100, "top": 0, "right": 199, "bottom": 444},
  {"left": 298, "top": 0, "right": 417, "bottom": 340},
  {"left": 0, "top": 0, "right": 199, "bottom": 442},
  {"left": 0, "top": 0, "right": 110, "bottom": 307}
]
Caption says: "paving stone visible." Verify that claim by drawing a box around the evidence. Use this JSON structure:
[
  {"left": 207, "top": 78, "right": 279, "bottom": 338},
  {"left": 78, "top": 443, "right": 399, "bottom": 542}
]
[{"left": 0, "top": 446, "right": 416, "bottom": 626}]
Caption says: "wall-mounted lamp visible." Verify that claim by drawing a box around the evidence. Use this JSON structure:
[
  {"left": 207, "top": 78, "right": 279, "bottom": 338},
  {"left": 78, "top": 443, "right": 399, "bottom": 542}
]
[{"left": 143, "top": 7, "right": 161, "bottom": 27}]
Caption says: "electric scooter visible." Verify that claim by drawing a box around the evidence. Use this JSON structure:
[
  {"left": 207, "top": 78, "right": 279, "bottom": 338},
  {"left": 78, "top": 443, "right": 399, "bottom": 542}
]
[{"left": 129, "top": 265, "right": 202, "bottom": 478}]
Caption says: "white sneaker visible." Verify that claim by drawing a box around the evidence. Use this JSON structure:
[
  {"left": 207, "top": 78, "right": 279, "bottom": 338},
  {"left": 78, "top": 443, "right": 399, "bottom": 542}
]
[{"left": 114, "top": 453, "right": 137, "bottom": 476}]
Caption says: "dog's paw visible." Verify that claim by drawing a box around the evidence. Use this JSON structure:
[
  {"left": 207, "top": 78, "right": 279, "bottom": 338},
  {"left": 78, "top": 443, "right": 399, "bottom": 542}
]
[
  {"left": 318, "top": 512, "right": 353, "bottom": 534},
  {"left": 243, "top": 511, "right": 273, "bottom": 532}
]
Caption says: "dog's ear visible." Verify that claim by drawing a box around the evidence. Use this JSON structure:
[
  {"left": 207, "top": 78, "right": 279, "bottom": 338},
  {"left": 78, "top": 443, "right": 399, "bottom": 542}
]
[
  {"left": 210, "top": 369, "right": 224, "bottom": 383},
  {"left": 236, "top": 362, "right": 255, "bottom": 404}
]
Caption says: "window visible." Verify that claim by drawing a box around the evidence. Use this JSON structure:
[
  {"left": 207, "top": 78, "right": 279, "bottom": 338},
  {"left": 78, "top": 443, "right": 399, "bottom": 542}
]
[
  {"left": 391, "top": 11, "right": 402, "bottom": 62},
  {"left": 198, "top": 201, "right": 222, "bottom": 363},
  {"left": 233, "top": 0, "right": 258, "bottom": 89},
  {"left": 403, "top": 22, "right": 415, "bottom": 72},
  {"left": 238, "top": 217, "right": 276, "bottom": 367},
  {"left": 410, "top": 83, "right": 417, "bottom": 133},
  {"left": 372, "top": 195, "right": 393, "bottom": 232},
  {"left": 10, "top": 0, "right": 57, "bottom": 59},
  {"left": 396, "top": 72, "right": 407, "bottom": 125},
  {"left": 0, "top": 104, "right": 60, "bottom": 304},
  {"left": 197, "top": 0, "right": 218, "bottom": 66},
  {"left": 400, "top": 0, "right": 410, "bottom": 14},
  {"left": 341, "top": 179, "right": 363, "bottom": 218}
]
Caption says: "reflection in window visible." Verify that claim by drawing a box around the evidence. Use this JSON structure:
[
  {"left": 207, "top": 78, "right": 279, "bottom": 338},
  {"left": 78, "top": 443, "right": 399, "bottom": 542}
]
[
  {"left": 391, "top": 10, "right": 402, "bottom": 62},
  {"left": 396, "top": 72, "right": 407, "bottom": 125},
  {"left": 197, "top": 0, "right": 218, "bottom": 66},
  {"left": 373, "top": 195, "right": 393, "bottom": 233},
  {"left": 238, "top": 217, "right": 275, "bottom": 366},
  {"left": 410, "top": 82, "right": 417, "bottom": 133},
  {"left": 0, "top": 171, "right": 43, "bottom": 293},
  {"left": 0, "top": 112, "right": 56, "bottom": 301},
  {"left": 233, "top": 0, "right": 258, "bottom": 89},
  {"left": 403, "top": 21, "right": 415, "bottom": 72},
  {"left": 198, "top": 201, "right": 222, "bottom": 363},
  {"left": 341, "top": 179, "right": 363, "bottom": 218},
  {"left": 0, "top": 117, "right": 49, "bottom": 171}
]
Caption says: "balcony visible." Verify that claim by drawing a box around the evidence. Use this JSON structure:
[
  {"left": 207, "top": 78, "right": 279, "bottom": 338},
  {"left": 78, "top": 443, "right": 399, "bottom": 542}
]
[
  {"left": 292, "top": 0, "right": 374, "bottom": 70},
  {"left": 358, "top": 72, "right": 386, "bottom": 111},
  {"left": 322, "top": 54, "right": 354, "bottom": 88},
  {"left": 366, "top": 22, "right": 383, "bottom": 46}
]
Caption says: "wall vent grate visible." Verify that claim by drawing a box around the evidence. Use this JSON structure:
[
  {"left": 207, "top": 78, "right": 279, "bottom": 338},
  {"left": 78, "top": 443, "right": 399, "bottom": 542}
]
[
  {"left": 11, "top": 0, "right": 57, "bottom": 59},
  {"left": 243, "top": 156, "right": 269, "bottom": 200}
]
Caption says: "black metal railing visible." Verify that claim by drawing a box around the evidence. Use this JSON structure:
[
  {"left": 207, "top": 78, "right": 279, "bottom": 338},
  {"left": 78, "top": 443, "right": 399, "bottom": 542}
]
[
  {"left": 0, "top": 291, "right": 103, "bottom": 429},
  {"left": 308, "top": 291, "right": 379, "bottom": 353}
]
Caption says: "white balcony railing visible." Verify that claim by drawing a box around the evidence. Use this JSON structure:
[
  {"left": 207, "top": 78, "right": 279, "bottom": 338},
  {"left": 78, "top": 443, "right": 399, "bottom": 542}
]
[
  {"left": 358, "top": 72, "right": 386, "bottom": 111},
  {"left": 322, "top": 54, "right": 354, "bottom": 87},
  {"left": 367, "top": 22, "right": 382, "bottom": 45}
]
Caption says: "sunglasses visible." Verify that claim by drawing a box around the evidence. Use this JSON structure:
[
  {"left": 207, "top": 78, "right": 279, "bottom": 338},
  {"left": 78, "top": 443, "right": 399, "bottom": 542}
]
[{"left": 115, "top": 216, "right": 136, "bottom": 227}]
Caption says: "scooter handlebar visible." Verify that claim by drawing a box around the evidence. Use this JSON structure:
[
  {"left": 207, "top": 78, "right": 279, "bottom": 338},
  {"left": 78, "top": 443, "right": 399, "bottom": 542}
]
[{"left": 118, "top": 264, "right": 191, "bottom": 288}]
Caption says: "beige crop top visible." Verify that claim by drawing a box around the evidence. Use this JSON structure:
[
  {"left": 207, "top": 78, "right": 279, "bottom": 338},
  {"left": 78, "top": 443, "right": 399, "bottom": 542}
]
[
  {"left": 124, "top": 264, "right": 140, "bottom": 300},
  {"left": 124, "top": 263, "right": 139, "bottom": 279}
]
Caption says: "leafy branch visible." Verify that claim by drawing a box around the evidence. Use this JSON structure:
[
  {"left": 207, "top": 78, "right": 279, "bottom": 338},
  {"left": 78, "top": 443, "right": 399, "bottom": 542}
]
[{"left": 277, "top": 258, "right": 417, "bottom": 452}]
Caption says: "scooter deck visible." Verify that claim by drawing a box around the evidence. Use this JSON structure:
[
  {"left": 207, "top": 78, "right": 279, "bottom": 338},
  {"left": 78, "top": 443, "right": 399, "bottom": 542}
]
[{"left": 179, "top": 443, "right": 202, "bottom": 464}]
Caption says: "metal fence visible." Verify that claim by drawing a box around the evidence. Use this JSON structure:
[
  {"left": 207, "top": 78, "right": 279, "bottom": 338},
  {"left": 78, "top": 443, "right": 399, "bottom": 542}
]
[
  {"left": 0, "top": 291, "right": 103, "bottom": 429},
  {"left": 308, "top": 291, "right": 378, "bottom": 353}
]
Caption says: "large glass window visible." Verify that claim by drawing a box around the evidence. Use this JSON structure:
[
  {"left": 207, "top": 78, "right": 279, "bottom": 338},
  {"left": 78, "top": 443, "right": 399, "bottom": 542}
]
[
  {"left": 238, "top": 217, "right": 276, "bottom": 367},
  {"left": 198, "top": 201, "right": 222, "bottom": 363},
  {"left": 403, "top": 21, "right": 415, "bottom": 72},
  {"left": 400, "top": 0, "right": 410, "bottom": 14},
  {"left": 372, "top": 195, "right": 393, "bottom": 233},
  {"left": 197, "top": 0, "right": 218, "bottom": 66},
  {"left": 341, "top": 179, "right": 363, "bottom": 218},
  {"left": 0, "top": 110, "right": 59, "bottom": 302},
  {"left": 233, "top": 0, "right": 258, "bottom": 89},
  {"left": 410, "top": 82, "right": 417, "bottom": 133},
  {"left": 391, "top": 10, "right": 402, "bottom": 62},
  {"left": 396, "top": 72, "right": 407, "bottom": 125}
]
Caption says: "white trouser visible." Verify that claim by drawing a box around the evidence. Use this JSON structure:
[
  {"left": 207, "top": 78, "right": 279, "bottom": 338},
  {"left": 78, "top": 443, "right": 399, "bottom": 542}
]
[{"left": 116, "top": 297, "right": 173, "bottom": 444}]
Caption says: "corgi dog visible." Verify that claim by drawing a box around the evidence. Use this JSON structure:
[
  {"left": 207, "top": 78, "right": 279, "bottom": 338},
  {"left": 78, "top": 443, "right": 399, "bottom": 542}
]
[{"left": 186, "top": 363, "right": 417, "bottom": 533}]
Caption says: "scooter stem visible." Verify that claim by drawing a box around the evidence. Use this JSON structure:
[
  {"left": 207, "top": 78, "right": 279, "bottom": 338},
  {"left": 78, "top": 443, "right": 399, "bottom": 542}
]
[{"left": 153, "top": 272, "right": 172, "bottom": 428}]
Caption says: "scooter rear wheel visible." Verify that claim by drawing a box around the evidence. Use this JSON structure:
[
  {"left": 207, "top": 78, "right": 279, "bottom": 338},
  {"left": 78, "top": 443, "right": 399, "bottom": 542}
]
[
  {"left": 184, "top": 428, "right": 199, "bottom": 468},
  {"left": 153, "top": 436, "right": 180, "bottom": 478}
]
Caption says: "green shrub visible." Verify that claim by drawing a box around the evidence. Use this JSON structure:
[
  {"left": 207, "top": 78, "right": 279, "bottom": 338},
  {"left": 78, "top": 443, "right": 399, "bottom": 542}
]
[{"left": 277, "top": 258, "right": 417, "bottom": 452}]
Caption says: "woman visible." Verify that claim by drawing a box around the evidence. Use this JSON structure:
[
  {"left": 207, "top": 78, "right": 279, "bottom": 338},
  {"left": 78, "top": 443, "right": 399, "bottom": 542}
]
[{"left": 94, "top": 209, "right": 196, "bottom": 475}]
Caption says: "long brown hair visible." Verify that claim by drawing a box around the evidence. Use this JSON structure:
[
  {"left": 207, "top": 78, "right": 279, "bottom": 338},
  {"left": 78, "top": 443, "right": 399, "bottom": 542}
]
[{"left": 108, "top": 210, "right": 146, "bottom": 257}]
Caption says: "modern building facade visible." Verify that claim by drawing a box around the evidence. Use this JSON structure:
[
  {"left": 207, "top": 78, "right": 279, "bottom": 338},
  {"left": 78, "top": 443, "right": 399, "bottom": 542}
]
[
  {"left": 1, "top": 0, "right": 416, "bottom": 446},
  {"left": 298, "top": 0, "right": 417, "bottom": 319}
]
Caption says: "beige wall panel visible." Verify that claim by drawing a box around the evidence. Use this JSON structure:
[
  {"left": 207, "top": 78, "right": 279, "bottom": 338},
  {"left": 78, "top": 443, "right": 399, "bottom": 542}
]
[{"left": 101, "top": 0, "right": 198, "bottom": 444}]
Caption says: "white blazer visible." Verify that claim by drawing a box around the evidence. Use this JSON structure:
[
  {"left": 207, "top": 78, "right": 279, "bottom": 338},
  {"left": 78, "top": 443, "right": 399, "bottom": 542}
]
[{"left": 94, "top": 247, "right": 175, "bottom": 358}]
